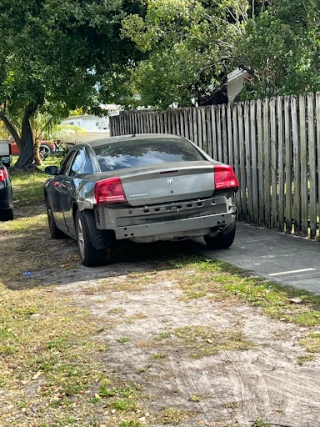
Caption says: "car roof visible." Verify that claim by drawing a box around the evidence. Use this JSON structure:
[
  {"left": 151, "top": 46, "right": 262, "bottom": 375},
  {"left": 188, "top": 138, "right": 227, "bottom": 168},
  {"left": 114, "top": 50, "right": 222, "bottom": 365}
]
[{"left": 81, "top": 134, "right": 184, "bottom": 149}]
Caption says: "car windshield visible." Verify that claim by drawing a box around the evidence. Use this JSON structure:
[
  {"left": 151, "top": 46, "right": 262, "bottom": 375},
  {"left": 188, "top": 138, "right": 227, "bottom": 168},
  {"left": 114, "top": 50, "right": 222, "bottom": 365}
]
[{"left": 94, "top": 137, "right": 205, "bottom": 172}]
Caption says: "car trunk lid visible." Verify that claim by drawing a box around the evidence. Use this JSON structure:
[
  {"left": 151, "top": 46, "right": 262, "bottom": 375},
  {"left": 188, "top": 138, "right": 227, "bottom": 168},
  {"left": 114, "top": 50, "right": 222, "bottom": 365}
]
[{"left": 118, "top": 161, "right": 215, "bottom": 206}]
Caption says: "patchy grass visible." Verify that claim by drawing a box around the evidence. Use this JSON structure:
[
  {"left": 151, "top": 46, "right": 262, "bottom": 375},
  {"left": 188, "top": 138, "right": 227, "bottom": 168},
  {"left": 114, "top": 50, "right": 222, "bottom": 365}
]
[
  {"left": 11, "top": 170, "right": 48, "bottom": 205},
  {"left": 251, "top": 419, "right": 271, "bottom": 427},
  {"left": 149, "top": 325, "right": 252, "bottom": 359},
  {"left": 156, "top": 407, "right": 191, "bottom": 425},
  {"left": 301, "top": 332, "right": 320, "bottom": 353},
  {"left": 173, "top": 326, "right": 251, "bottom": 358},
  {"left": 189, "top": 395, "right": 201, "bottom": 402},
  {"left": 118, "top": 336, "right": 131, "bottom": 344},
  {"left": 153, "top": 352, "right": 167, "bottom": 360},
  {"left": 2, "top": 171, "right": 320, "bottom": 425},
  {"left": 170, "top": 256, "right": 320, "bottom": 328},
  {"left": 0, "top": 171, "right": 79, "bottom": 289},
  {"left": 0, "top": 284, "right": 116, "bottom": 425},
  {"left": 297, "top": 354, "right": 316, "bottom": 365}
]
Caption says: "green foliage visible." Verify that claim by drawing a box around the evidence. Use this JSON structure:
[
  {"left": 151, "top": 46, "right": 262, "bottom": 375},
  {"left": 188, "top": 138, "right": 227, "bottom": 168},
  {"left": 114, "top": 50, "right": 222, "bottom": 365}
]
[
  {"left": 0, "top": 0, "right": 142, "bottom": 165},
  {"left": 237, "top": 1, "right": 320, "bottom": 98},
  {"left": 120, "top": 0, "right": 248, "bottom": 108}
]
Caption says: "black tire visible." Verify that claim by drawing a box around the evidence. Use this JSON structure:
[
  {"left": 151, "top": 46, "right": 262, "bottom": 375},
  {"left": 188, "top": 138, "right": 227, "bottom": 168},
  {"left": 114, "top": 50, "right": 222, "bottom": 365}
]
[
  {"left": 0, "top": 209, "right": 13, "bottom": 221},
  {"left": 75, "top": 210, "right": 106, "bottom": 267},
  {"left": 40, "top": 145, "right": 50, "bottom": 159},
  {"left": 204, "top": 223, "right": 236, "bottom": 250},
  {"left": 46, "top": 198, "right": 65, "bottom": 239}
]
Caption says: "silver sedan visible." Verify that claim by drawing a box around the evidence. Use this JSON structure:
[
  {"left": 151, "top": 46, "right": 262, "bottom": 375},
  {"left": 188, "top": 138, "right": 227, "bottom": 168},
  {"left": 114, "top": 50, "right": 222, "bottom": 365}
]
[{"left": 44, "top": 134, "right": 238, "bottom": 266}]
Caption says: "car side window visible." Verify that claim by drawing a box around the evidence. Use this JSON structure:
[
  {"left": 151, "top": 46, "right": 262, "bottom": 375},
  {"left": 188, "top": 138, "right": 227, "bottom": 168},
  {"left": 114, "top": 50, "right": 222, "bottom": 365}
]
[
  {"left": 59, "top": 151, "right": 76, "bottom": 175},
  {"left": 69, "top": 149, "right": 93, "bottom": 177}
]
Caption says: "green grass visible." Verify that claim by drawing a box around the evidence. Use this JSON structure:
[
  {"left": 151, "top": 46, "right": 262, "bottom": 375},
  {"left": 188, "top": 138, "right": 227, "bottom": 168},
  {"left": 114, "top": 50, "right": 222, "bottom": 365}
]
[
  {"left": 171, "top": 256, "right": 320, "bottom": 328},
  {"left": 118, "top": 336, "right": 131, "bottom": 344},
  {"left": 156, "top": 407, "right": 190, "bottom": 425},
  {"left": 11, "top": 170, "right": 48, "bottom": 205}
]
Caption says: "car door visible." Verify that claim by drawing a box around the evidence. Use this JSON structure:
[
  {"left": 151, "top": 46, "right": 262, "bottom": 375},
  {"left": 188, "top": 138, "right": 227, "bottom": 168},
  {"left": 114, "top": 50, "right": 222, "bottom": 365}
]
[
  {"left": 50, "top": 151, "right": 77, "bottom": 228},
  {"left": 61, "top": 147, "right": 94, "bottom": 235}
]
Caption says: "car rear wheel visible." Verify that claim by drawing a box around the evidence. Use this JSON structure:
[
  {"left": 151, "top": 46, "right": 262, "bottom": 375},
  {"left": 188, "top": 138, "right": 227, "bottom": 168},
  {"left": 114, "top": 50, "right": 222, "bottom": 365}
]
[
  {"left": 204, "top": 223, "right": 236, "bottom": 250},
  {"left": 76, "top": 210, "right": 106, "bottom": 267},
  {"left": 46, "top": 199, "right": 65, "bottom": 239},
  {"left": 0, "top": 209, "right": 13, "bottom": 221}
]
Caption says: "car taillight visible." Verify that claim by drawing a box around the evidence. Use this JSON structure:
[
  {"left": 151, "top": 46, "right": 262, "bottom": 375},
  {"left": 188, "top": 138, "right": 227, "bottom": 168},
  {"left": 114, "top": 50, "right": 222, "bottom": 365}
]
[
  {"left": 214, "top": 165, "right": 239, "bottom": 190},
  {"left": 0, "top": 169, "right": 7, "bottom": 181},
  {"left": 94, "top": 177, "right": 127, "bottom": 204},
  {"left": 9, "top": 143, "right": 12, "bottom": 155}
]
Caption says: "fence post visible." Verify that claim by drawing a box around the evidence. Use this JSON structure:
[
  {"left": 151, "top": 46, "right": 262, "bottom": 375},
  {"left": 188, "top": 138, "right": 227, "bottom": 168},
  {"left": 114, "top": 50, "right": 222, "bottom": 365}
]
[
  {"left": 299, "top": 95, "right": 308, "bottom": 236},
  {"left": 277, "top": 97, "right": 285, "bottom": 232},
  {"left": 308, "top": 93, "right": 317, "bottom": 238},
  {"left": 292, "top": 96, "right": 301, "bottom": 235},
  {"left": 263, "top": 98, "right": 271, "bottom": 228},
  {"left": 250, "top": 100, "right": 258, "bottom": 225},
  {"left": 270, "top": 98, "right": 278, "bottom": 229}
]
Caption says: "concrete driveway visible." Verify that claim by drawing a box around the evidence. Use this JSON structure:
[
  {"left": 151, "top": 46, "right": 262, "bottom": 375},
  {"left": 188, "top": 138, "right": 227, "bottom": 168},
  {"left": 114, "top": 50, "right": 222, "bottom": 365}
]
[{"left": 195, "top": 223, "right": 320, "bottom": 294}]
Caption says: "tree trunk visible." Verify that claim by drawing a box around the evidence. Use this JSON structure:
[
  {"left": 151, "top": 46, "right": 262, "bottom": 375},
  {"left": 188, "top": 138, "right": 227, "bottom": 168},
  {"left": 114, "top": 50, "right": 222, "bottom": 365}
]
[
  {"left": 14, "top": 104, "right": 37, "bottom": 170},
  {"left": 34, "top": 137, "right": 42, "bottom": 166},
  {"left": 14, "top": 121, "right": 34, "bottom": 170}
]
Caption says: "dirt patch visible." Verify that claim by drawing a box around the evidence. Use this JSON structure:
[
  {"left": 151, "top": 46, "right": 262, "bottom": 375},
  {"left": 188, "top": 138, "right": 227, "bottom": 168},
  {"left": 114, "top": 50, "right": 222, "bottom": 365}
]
[
  {"left": 1, "top": 201, "right": 320, "bottom": 426},
  {"left": 57, "top": 266, "right": 320, "bottom": 427}
]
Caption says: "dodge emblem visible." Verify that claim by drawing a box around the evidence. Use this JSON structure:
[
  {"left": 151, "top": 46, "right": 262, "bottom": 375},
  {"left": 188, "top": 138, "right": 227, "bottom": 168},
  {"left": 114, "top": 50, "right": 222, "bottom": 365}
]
[{"left": 167, "top": 178, "right": 173, "bottom": 185}]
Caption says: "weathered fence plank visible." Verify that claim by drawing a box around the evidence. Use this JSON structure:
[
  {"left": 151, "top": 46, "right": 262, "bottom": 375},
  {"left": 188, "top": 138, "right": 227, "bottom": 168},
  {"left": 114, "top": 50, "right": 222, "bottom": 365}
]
[
  {"left": 299, "top": 95, "right": 308, "bottom": 236},
  {"left": 250, "top": 100, "right": 258, "bottom": 225},
  {"left": 238, "top": 103, "right": 246, "bottom": 220},
  {"left": 232, "top": 104, "right": 241, "bottom": 217},
  {"left": 256, "top": 99, "right": 264, "bottom": 226},
  {"left": 284, "top": 96, "right": 292, "bottom": 234},
  {"left": 205, "top": 107, "right": 212, "bottom": 158},
  {"left": 263, "top": 98, "right": 271, "bottom": 228},
  {"left": 227, "top": 104, "right": 233, "bottom": 168},
  {"left": 216, "top": 106, "right": 222, "bottom": 162},
  {"left": 292, "top": 96, "right": 301, "bottom": 235},
  {"left": 211, "top": 107, "right": 218, "bottom": 160},
  {"left": 277, "top": 97, "right": 285, "bottom": 232},
  {"left": 221, "top": 106, "right": 228, "bottom": 164},
  {"left": 317, "top": 93, "right": 320, "bottom": 236},
  {"left": 244, "top": 102, "right": 252, "bottom": 221},
  {"left": 308, "top": 93, "right": 317, "bottom": 238},
  {"left": 201, "top": 107, "right": 207, "bottom": 152},
  {"left": 270, "top": 98, "right": 278, "bottom": 229}
]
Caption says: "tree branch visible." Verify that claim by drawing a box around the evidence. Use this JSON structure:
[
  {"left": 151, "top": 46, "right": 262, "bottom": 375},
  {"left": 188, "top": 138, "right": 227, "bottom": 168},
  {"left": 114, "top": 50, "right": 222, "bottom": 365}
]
[{"left": 0, "top": 111, "right": 21, "bottom": 146}]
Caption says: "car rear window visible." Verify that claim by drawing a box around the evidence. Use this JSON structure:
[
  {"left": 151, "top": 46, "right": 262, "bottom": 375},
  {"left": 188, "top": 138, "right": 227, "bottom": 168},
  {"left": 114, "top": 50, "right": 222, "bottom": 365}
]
[{"left": 94, "top": 137, "right": 205, "bottom": 172}]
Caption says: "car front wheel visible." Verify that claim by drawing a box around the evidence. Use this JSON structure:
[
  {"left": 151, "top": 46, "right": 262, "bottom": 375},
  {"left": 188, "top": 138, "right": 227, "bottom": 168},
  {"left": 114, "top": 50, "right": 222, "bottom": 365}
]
[
  {"left": 76, "top": 210, "right": 106, "bottom": 267},
  {"left": 204, "top": 223, "right": 236, "bottom": 250}
]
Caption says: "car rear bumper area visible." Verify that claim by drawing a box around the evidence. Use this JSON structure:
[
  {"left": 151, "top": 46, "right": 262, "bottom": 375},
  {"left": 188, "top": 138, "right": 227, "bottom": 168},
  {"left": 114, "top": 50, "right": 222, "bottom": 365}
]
[
  {"left": 115, "top": 211, "right": 235, "bottom": 243},
  {"left": 94, "top": 195, "right": 237, "bottom": 243}
]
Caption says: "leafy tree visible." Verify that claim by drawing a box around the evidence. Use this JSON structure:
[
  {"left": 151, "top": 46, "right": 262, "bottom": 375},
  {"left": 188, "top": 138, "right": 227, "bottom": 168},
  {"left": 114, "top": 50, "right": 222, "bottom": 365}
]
[
  {"left": 236, "top": 0, "right": 320, "bottom": 99},
  {"left": 120, "top": 0, "right": 249, "bottom": 109},
  {"left": 0, "top": 0, "right": 143, "bottom": 169}
]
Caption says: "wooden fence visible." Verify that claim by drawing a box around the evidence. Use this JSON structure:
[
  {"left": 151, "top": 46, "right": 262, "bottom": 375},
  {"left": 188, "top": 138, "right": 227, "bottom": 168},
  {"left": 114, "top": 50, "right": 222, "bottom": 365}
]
[{"left": 110, "top": 93, "right": 320, "bottom": 238}]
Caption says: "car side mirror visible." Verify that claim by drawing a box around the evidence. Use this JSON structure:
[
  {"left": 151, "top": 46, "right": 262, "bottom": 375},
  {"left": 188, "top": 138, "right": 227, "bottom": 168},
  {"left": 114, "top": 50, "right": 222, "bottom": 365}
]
[{"left": 45, "top": 166, "right": 59, "bottom": 175}]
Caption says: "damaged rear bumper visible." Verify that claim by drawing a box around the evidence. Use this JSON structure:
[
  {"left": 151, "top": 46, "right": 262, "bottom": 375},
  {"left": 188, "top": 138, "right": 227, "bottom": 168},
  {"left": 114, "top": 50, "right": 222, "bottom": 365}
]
[
  {"left": 114, "top": 211, "right": 235, "bottom": 242},
  {"left": 94, "top": 195, "right": 237, "bottom": 243}
]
